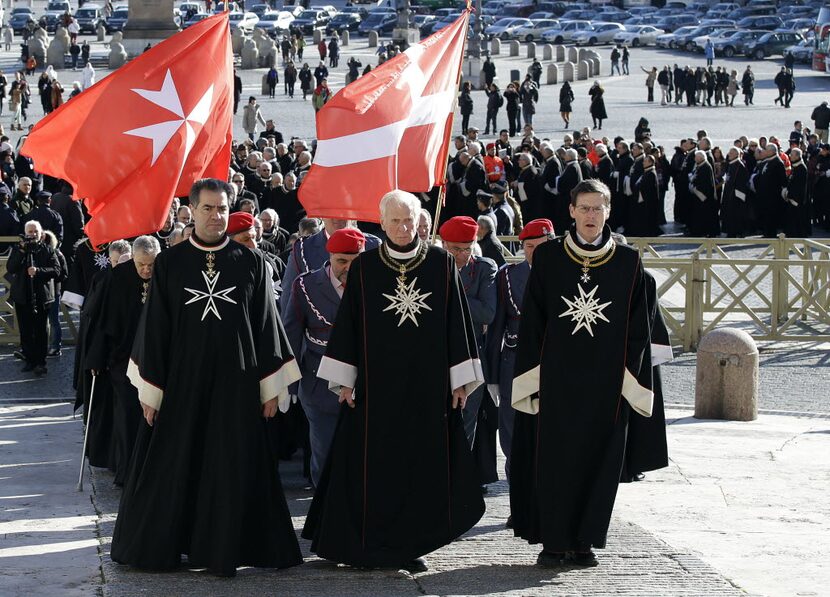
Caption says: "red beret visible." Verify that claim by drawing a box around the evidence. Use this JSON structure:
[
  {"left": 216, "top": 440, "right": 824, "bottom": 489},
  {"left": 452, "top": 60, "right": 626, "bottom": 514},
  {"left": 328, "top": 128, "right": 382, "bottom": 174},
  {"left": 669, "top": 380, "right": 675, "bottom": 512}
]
[
  {"left": 486, "top": 142, "right": 496, "bottom": 150},
  {"left": 519, "top": 218, "right": 555, "bottom": 241},
  {"left": 440, "top": 216, "right": 478, "bottom": 243},
  {"left": 227, "top": 211, "right": 255, "bottom": 236},
  {"left": 326, "top": 228, "right": 366, "bottom": 254}
]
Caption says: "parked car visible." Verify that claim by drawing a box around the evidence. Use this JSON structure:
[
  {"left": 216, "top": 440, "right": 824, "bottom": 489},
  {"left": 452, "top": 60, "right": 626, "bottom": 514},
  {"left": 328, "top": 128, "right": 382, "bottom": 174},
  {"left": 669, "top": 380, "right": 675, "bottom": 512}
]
[
  {"left": 693, "top": 28, "right": 739, "bottom": 51},
  {"left": 228, "top": 11, "right": 259, "bottom": 32},
  {"left": 572, "top": 22, "right": 625, "bottom": 45},
  {"left": 779, "top": 18, "right": 818, "bottom": 35},
  {"left": 745, "top": 30, "right": 805, "bottom": 58},
  {"left": 528, "top": 11, "right": 556, "bottom": 20},
  {"left": 256, "top": 11, "right": 295, "bottom": 37},
  {"left": 674, "top": 24, "right": 721, "bottom": 51},
  {"left": 613, "top": 25, "right": 664, "bottom": 47},
  {"left": 74, "top": 3, "right": 106, "bottom": 34},
  {"left": 541, "top": 19, "right": 592, "bottom": 43},
  {"left": 292, "top": 9, "right": 330, "bottom": 33},
  {"left": 513, "top": 18, "right": 559, "bottom": 41},
  {"left": 357, "top": 11, "right": 396, "bottom": 35},
  {"left": 247, "top": 4, "right": 272, "bottom": 18},
  {"left": 784, "top": 37, "right": 814, "bottom": 62},
  {"left": 39, "top": 1, "right": 73, "bottom": 33},
  {"left": 736, "top": 15, "right": 784, "bottom": 30},
  {"left": 9, "top": 7, "right": 35, "bottom": 34},
  {"left": 428, "top": 12, "right": 462, "bottom": 35},
  {"left": 712, "top": 29, "right": 765, "bottom": 56},
  {"left": 105, "top": 5, "right": 129, "bottom": 32},
  {"left": 183, "top": 12, "right": 210, "bottom": 28},
  {"left": 484, "top": 17, "right": 532, "bottom": 39},
  {"left": 656, "top": 25, "right": 698, "bottom": 48},
  {"left": 559, "top": 9, "right": 596, "bottom": 21},
  {"left": 655, "top": 14, "right": 699, "bottom": 33},
  {"left": 498, "top": 2, "right": 536, "bottom": 19},
  {"left": 705, "top": 3, "right": 740, "bottom": 19},
  {"left": 325, "top": 12, "right": 361, "bottom": 34}
]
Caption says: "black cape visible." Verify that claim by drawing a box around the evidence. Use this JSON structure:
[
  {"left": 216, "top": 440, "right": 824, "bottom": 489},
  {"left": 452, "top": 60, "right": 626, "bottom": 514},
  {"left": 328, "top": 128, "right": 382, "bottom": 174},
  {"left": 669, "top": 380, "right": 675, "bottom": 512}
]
[
  {"left": 302, "top": 244, "right": 485, "bottom": 567},
  {"left": 509, "top": 228, "right": 652, "bottom": 551},
  {"left": 110, "top": 236, "right": 302, "bottom": 574}
]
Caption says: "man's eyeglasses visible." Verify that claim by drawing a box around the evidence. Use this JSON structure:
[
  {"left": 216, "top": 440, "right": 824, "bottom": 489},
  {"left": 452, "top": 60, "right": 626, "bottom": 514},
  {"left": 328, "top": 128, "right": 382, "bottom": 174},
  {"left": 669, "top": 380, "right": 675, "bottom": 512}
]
[
  {"left": 574, "top": 205, "right": 606, "bottom": 214},
  {"left": 447, "top": 246, "right": 473, "bottom": 255}
]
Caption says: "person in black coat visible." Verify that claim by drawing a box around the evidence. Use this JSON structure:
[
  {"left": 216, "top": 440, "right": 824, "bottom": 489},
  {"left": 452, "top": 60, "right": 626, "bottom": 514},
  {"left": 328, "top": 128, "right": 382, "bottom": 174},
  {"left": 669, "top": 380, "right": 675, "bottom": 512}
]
[
  {"left": 589, "top": 82, "right": 607, "bottom": 129},
  {"left": 783, "top": 148, "right": 809, "bottom": 237},
  {"left": 753, "top": 144, "right": 787, "bottom": 237},
  {"left": 482, "top": 56, "right": 496, "bottom": 87},
  {"left": 688, "top": 150, "right": 718, "bottom": 237},
  {"left": 484, "top": 83, "right": 502, "bottom": 135},
  {"left": 559, "top": 81, "right": 574, "bottom": 129},
  {"left": 553, "top": 148, "right": 583, "bottom": 231},
  {"left": 503, "top": 82, "right": 521, "bottom": 137},
  {"left": 22, "top": 191, "right": 63, "bottom": 247},
  {"left": 629, "top": 154, "right": 660, "bottom": 237},
  {"left": 721, "top": 147, "right": 750, "bottom": 237},
  {"left": 459, "top": 81, "right": 474, "bottom": 135},
  {"left": 48, "top": 182, "right": 85, "bottom": 268},
  {"left": 6, "top": 220, "right": 61, "bottom": 374},
  {"left": 593, "top": 143, "right": 615, "bottom": 188}
]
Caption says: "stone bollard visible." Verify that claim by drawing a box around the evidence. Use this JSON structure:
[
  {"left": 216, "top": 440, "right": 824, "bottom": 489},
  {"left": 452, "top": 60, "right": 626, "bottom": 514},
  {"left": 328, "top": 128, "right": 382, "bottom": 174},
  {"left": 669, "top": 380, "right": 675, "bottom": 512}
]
[
  {"left": 509, "top": 40, "right": 520, "bottom": 57},
  {"left": 96, "top": 23, "right": 106, "bottom": 42},
  {"left": 546, "top": 63, "right": 558, "bottom": 84},
  {"left": 567, "top": 46, "right": 578, "bottom": 63},
  {"left": 562, "top": 61, "right": 575, "bottom": 82},
  {"left": 368, "top": 30, "right": 378, "bottom": 47},
  {"left": 590, "top": 57, "right": 600, "bottom": 76},
  {"left": 578, "top": 48, "right": 592, "bottom": 62},
  {"left": 109, "top": 41, "right": 128, "bottom": 68},
  {"left": 241, "top": 38, "right": 259, "bottom": 69},
  {"left": 232, "top": 27, "right": 245, "bottom": 54},
  {"left": 490, "top": 38, "right": 500, "bottom": 55},
  {"left": 542, "top": 44, "right": 553, "bottom": 61},
  {"left": 342, "top": 30, "right": 349, "bottom": 46},
  {"left": 313, "top": 29, "right": 322, "bottom": 44},
  {"left": 261, "top": 73, "right": 270, "bottom": 95},
  {"left": 695, "top": 328, "right": 758, "bottom": 421},
  {"left": 527, "top": 42, "right": 536, "bottom": 59},
  {"left": 577, "top": 60, "right": 589, "bottom": 80},
  {"left": 555, "top": 45, "right": 565, "bottom": 62}
]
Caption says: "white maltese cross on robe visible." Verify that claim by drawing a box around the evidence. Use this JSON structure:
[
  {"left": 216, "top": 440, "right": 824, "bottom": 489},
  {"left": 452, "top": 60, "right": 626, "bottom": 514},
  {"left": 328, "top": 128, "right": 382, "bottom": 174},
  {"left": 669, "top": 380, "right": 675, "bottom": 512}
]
[
  {"left": 559, "top": 283, "right": 612, "bottom": 337},
  {"left": 184, "top": 271, "right": 237, "bottom": 321},
  {"left": 382, "top": 277, "right": 432, "bottom": 327}
]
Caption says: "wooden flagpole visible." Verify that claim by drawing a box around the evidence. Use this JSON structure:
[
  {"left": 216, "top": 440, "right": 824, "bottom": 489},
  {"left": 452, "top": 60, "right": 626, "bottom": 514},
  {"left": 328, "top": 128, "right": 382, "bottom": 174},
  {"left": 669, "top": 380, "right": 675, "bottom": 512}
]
[{"left": 430, "top": 5, "right": 473, "bottom": 244}]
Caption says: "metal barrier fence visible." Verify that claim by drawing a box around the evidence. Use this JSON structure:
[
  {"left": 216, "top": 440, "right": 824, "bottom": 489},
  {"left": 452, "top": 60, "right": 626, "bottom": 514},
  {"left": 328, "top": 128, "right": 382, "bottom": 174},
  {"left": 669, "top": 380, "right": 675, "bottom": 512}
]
[{"left": 2, "top": 236, "right": 829, "bottom": 351}]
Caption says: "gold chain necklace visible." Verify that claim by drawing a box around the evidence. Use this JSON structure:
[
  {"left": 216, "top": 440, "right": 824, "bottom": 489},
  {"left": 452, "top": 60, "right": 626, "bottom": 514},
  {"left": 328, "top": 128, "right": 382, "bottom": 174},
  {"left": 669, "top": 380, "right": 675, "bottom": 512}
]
[
  {"left": 379, "top": 241, "right": 429, "bottom": 287},
  {"left": 564, "top": 239, "right": 616, "bottom": 284}
]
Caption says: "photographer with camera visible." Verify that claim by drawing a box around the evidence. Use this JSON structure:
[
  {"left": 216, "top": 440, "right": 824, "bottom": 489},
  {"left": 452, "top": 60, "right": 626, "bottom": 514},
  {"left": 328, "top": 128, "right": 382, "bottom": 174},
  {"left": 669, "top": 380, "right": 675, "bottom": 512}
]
[{"left": 6, "top": 220, "right": 61, "bottom": 375}]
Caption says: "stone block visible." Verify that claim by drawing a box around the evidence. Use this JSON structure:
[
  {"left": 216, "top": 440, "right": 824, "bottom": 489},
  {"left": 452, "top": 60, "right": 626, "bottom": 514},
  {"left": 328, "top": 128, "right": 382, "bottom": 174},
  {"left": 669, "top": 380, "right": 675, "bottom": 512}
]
[
  {"left": 555, "top": 44, "right": 565, "bottom": 61},
  {"left": 546, "top": 63, "right": 559, "bottom": 84},
  {"left": 542, "top": 44, "right": 553, "bottom": 61},
  {"left": 368, "top": 31, "right": 378, "bottom": 47},
  {"left": 313, "top": 29, "right": 322, "bottom": 44},
  {"left": 695, "top": 328, "right": 758, "bottom": 421},
  {"left": 567, "top": 46, "right": 578, "bottom": 63},
  {"left": 109, "top": 41, "right": 128, "bottom": 69},
  {"left": 490, "top": 38, "right": 501, "bottom": 55},
  {"left": 590, "top": 57, "right": 600, "bottom": 76},
  {"left": 509, "top": 40, "right": 520, "bottom": 57},
  {"left": 577, "top": 60, "right": 589, "bottom": 80},
  {"left": 241, "top": 38, "right": 259, "bottom": 69},
  {"left": 562, "top": 62, "right": 575, "bottom": 82},
  {"left": 341, "top": 30, "right": 349, "bottom": 46},
  {"left": 527, "top": 42, "right": 536, "bottom": 59}
]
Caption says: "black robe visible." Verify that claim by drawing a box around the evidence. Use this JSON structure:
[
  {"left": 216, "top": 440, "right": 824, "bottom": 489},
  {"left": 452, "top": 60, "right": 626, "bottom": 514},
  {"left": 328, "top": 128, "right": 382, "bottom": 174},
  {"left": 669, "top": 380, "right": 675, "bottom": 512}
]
[
  {"left": 509, "top": 228, "right": 652, "bottom": 551},
  {"left": 111, "top": 236, "right": 302, "bottom": 574},
  {"left": 721, "top": 158, "right": 750, "bottom": 237},
  {"left": 622, "top": 271, "right": 671, "bottom": 480},
  {"left": 303, "top": 243, "right": 485, "bottom": 567}
]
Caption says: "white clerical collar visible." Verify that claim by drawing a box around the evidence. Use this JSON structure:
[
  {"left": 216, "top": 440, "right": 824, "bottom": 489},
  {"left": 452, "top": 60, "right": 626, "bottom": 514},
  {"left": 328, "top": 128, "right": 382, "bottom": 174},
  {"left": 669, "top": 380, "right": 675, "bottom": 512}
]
[
  {"left": 189, "top": 235, "right": 230, "bottom": 252},
  {"left": 576, "top": 231, "right": 603, "bottom": 247},
  {"left": 386, "top": 242, "right": 419, "bottom": 259},
  {"left": 326, "top": 264, "right": 344, "bottom": 298}
]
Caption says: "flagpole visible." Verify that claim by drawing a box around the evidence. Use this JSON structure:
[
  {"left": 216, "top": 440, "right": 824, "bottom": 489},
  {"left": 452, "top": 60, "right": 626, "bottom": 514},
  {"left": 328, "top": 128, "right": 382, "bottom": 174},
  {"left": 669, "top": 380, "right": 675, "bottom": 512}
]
[{"left": 430, "top": 5, "right": 472, "bottom": 244}]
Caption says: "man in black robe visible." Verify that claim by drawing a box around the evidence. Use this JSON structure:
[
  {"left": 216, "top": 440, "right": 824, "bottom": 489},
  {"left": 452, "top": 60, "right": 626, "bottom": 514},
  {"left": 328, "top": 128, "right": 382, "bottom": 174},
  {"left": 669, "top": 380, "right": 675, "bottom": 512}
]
[
  {"left": 721, "top": 147, "right": 750, "bottom": 237},
  {"left": 783, "top": 148, "right": 810, "bottom": 237},
  {"left": 629, "top": 154, "right": 660, "bottom": 237},
  {"left": 510, "top": 179, "right": 652, "bottom": 568},
  {"left": 86, "top": 236, "right": 160, "bottom": 487},
  {"left": 111, "top": 178, "right": 302, "bottom": 577},
  {"left": 688, "top": 150, "right": 718, "bottom": 237},
  {"left": 554, "top": 148, "right": 584, "bottom": 232},
  {"left": 303, "top": 190, "right": 485, "bottom": 572}
]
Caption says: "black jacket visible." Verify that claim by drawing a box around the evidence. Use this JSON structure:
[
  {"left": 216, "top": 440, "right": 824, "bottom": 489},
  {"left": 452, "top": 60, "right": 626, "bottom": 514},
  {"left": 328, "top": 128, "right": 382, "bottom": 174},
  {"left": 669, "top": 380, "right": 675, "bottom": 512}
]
[{"left": 6, "top": 240, "right": 61, "bottom": 306}]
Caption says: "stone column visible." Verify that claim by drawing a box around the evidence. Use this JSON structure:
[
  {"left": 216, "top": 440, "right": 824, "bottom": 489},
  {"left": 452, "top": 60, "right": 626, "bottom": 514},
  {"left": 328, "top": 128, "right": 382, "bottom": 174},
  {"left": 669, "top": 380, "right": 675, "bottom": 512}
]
[{"left": 122, "top": 0, "right": 179, "bottom": 58}]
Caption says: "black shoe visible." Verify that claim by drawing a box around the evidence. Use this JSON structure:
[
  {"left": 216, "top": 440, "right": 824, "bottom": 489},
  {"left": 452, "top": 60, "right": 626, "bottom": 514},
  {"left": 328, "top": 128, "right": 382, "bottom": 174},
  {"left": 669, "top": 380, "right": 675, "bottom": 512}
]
[
  {"left": 13, "top": 350, "right": 25, "bottom": 360},
  {"left": 505, "top": 515, "right": 513, "bottom": 529},
  {"left": 47, "top": 348, "right": 62, "bottom": 358},
  {"left": 34, "top": 365, "right": 47, "bottom": 376},
  {"left": 403, "top": 557, "right": 428, "bottom": 573},
  {"left": 537, "top": 550, "right": 566, "bottom": 568},
  {"left": 631, "top": 472, "right": 645, "bottom": 482},
  {"left": 480, "top": 484, "right": 488, "bottom": 494},
  {"left": 568, "top": 550, "right": 598, "bottom": 567},
  {"left": 21, "top": 363, "right": 36, "bottom": 372}
]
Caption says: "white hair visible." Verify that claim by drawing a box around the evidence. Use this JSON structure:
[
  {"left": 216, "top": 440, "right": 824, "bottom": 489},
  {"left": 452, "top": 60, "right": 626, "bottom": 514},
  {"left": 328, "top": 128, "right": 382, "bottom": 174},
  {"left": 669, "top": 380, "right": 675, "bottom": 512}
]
[
  {"left": 298, "top": 150, "right": 312, "bottom": 165},
  {"left": 379, "top": 190, "right": 420, "bottom": 221},
  {"left": 261, "top": 208, "right": 278, "bottom": 222},
  {"left": 133, "top": 235, "right": 161, "bottom": 257},
  {"left": 109, "top": 239, "right": 132, "bottom": 257},
  {"left": 595, "top": 143, "right": 608, "bottom": 155},
  {"left": 694, "top": 150, "right": 706, "bottom": 160},
  {"left": 564, "top": 148, "right": 578, "bottom": 161},
  {"left": 477, "top": 214, "right": 495, "bottom": 233}
]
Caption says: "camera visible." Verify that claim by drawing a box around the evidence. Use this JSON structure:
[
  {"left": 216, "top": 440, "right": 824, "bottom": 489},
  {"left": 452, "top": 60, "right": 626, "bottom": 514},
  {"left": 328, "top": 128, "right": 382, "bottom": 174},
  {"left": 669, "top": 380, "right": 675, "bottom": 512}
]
[{"left": 18, "top": 234, "right": 40, "bottom": 251}]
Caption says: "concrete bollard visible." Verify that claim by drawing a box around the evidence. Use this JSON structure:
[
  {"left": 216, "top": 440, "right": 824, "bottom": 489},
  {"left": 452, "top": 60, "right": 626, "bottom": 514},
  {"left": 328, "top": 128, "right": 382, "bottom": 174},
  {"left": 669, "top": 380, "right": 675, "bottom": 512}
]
[
  {"left": 342, "top": 30, "right": 349, "bottom": 46},
  {"left": 578, "top": 48, "right": 592, "bottom": 63},
  {"left": 695, "top": 328, "right": 758, "bottom": 421},
  {"left": 542, "top": 44, "right": 553, "bottom": 61},
  {"left": 590, "top": 57, "right": 600, "bottom": 76},
  {"left": 491, "top": 38, "right": 501, "bottom": 55},
  {"left": 577, "top": 60, "right": 589, "bottom": 80},
  {"left": 509, "top": 40, "right": 520, "bottom": 57},
  {"left": 368, "top": 30, "right": 378, "bottom": 48},
  {"left": 546, "top": 62, "right": 559, "bottom": 84},
  {"left": 567, "top": 46, "right": 578, "bottom": 63},
  {"left": 313, "top": 29, "right": 322, "bottom": 44},
  {"left": 262, "top": 73, "right": 270, "bottom": 95},
  {"left": 96, "top": 23, "right": 106, "bottom": 42},
  {"left": 555, "top": 45, "right": 565, "bottom": 62},
  {"left": 527, "top": 42, "right": 536, "bottom": 59},
  {"left": 562, "top": 62, "right": 575, "bottom": 82}
]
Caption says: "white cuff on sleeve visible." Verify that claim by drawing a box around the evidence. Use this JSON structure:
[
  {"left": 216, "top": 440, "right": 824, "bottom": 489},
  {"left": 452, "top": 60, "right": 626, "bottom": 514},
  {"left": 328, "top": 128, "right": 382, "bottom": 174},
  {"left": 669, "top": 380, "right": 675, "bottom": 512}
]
[
  {"left": 127, "top": 358, "right": 164, "bottom": 410},
  {"left": 511, "top": 365, "right": 540, "bottom": 415},
  {"left": 61, "top": 291, "right": 85, "bottom": 310},
  {"left": 622, "top": 367, "right": 654, "bottom": 417},
  {"left": 450, "top": 357, "right": 484, "bottom": 396},
  {"left": 651, "top": 343, "right": 674, "bottom": 367},
  {"left": 318, "top": 356, "right": 358, "bottom": 395},
  {"left": 260, "top": 358, "right": 302, "bottom": 407}
]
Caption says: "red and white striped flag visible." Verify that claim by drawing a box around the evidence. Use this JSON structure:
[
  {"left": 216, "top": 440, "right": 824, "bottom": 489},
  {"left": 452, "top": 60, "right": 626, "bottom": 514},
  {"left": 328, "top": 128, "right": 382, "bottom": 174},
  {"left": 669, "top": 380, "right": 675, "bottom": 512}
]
[{"left": 298, "top": 11, "right": 470, "bottom": 222}]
